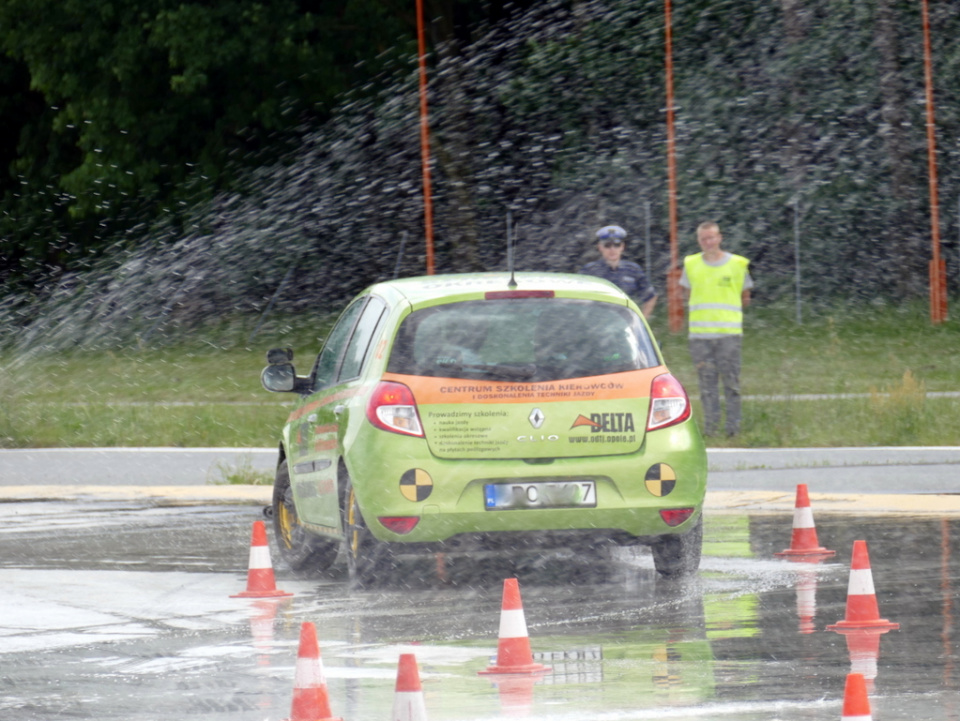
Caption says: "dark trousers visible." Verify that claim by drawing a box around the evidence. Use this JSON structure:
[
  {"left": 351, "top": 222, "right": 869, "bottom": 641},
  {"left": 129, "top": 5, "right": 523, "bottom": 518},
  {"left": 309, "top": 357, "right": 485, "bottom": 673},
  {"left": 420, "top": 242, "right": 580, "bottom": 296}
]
[{"left": 689, "top": 335, "right": 742, "bottom": 436}]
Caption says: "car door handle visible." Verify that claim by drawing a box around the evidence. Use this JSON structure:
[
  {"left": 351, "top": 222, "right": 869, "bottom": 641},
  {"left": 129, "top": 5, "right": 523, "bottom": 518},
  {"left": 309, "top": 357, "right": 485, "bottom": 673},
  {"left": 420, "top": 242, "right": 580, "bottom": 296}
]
[{"left": 334, "top": 405, "right": 346, "bottom": 417}]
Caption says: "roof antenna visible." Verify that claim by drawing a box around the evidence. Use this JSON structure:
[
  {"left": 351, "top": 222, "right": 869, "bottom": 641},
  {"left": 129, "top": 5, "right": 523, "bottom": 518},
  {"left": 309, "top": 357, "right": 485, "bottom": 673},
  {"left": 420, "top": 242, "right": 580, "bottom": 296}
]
[{"left": 507, "top": 209, "right": 517, "bottom": 288}]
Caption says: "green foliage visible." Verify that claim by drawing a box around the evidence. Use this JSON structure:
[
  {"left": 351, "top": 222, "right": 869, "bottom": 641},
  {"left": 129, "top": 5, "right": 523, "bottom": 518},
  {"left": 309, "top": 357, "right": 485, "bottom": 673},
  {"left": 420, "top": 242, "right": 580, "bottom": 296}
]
[
  {"left": 0, "top": 0, "right": 413, "bottom": 282},
  {"left": 2, "top": 0, "right": 960, "bottom": 310},
  {"left": 0, "top": 0, "right": 349, "bottom": 216},
  {"left": 211, "top": 455, "right": 274, "bottom": 485}
]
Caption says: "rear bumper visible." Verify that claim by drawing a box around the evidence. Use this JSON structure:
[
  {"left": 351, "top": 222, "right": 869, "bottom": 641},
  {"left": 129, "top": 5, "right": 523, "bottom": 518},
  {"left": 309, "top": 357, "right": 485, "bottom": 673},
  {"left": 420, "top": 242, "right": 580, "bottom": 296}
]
[{"left": 343, "top": 421, "right": 707, "bottom": 544}]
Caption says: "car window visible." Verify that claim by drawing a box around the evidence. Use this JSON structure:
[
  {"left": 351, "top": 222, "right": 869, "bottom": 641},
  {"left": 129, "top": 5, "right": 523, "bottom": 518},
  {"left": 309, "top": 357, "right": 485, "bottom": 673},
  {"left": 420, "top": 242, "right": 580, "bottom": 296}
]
[
  {"left": 337, "top": 297, "right": 387, "bottom": 382},
  {"left": 386, "top": 298, "right": 659, "bottom": 382},
  {"left": 312, "top": 298, "right": 368, "bottom": 390}
]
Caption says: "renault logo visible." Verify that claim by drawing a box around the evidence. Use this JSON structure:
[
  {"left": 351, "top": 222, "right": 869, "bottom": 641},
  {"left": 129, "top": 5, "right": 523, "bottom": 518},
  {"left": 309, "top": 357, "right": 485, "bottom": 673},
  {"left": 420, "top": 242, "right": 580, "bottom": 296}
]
[{"left": 528, "top": 408, "right": 545, "bottom": 429}]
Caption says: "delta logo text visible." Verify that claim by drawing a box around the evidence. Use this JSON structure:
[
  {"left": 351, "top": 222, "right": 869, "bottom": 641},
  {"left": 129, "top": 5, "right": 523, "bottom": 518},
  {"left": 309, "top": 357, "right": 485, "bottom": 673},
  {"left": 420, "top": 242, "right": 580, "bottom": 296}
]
[{"left": 568, "top": 413, "right": 636, "bottom": 444}]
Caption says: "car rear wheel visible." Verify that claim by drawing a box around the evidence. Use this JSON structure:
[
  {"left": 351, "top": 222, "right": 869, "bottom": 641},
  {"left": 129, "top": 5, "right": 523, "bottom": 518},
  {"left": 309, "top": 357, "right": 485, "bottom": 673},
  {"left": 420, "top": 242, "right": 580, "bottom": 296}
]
[
  {"left": 343, "top": 476, "right": 395, "bottom": 586},
  {"left": 650, "top": 514, "right": 703, "bottom": 578},
  {"left": 272, "top": 460, "right": 340, "bottom": 574}
]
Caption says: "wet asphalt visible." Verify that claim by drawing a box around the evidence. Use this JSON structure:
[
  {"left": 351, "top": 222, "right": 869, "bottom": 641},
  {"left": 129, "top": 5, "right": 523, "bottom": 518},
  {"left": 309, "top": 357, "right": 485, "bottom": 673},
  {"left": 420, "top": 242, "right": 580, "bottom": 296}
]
[{"left": 1, "top": 447, "right": 959, "bottom": 720}]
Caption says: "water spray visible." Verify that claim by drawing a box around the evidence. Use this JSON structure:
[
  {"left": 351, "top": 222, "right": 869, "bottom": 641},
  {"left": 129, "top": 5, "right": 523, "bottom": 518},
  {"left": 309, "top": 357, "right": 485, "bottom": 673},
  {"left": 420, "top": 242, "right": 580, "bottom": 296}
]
[{"left": 507, "top": 210, "right": 517, "bottom": 289}]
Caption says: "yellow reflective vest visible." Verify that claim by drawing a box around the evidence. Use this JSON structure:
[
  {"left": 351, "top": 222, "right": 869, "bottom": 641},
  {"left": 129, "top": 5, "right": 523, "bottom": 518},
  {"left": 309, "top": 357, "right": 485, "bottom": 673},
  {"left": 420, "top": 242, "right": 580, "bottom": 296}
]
[{"left": 683, "top": 252, "right": 750, "bottom": 337}]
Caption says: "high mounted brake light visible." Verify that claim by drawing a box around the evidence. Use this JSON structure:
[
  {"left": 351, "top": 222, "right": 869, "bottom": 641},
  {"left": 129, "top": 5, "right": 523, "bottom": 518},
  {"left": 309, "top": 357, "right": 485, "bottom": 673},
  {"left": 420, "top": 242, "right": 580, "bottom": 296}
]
[
  {"left": 646, "top": 373, "right": 692, "bottom": 431},
  {"left": 484, "top": 290, "right": 555, "bottom": 299},
  {"left": 366, "top": 381, "right": 424, "bottom": 437}
]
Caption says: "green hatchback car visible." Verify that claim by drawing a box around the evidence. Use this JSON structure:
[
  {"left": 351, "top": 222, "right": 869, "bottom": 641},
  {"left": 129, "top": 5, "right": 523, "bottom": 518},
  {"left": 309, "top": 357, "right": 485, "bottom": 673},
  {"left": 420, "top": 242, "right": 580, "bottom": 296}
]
[{"left": 260, "top": 272, "right": 707, "bottom": 582}]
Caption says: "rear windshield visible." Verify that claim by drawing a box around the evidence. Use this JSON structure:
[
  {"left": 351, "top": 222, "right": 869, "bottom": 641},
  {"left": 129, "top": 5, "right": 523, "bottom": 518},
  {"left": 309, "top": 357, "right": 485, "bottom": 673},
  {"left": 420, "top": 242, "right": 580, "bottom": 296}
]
[{"left": 386, "top": 298, "right": 659, "bottom": 382}]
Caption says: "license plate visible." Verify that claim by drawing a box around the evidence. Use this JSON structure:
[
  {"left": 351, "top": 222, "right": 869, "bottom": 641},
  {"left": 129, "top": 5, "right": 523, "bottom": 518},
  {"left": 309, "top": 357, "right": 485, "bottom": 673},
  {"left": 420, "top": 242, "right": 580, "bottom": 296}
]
[{"left": 484, "top": 481, "right": 597, "bottom": 510}]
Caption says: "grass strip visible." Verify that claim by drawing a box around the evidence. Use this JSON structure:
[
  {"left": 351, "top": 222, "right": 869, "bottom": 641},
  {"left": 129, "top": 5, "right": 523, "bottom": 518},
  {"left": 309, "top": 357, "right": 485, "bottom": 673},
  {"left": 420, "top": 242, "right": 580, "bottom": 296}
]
[{"left": 2, "top": 301, "right": 958, "bottom": 449}]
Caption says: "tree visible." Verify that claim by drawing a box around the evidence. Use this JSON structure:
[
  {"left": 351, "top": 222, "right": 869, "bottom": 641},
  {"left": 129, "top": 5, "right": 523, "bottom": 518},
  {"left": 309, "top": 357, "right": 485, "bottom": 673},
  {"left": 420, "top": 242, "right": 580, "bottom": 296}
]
[{"left": 0, "top": 0, "right": 413, "bottom": 282}]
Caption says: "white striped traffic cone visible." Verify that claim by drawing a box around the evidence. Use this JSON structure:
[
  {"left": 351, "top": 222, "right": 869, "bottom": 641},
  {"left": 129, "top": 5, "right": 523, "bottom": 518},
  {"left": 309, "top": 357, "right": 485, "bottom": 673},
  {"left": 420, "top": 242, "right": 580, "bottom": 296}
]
[
  {"left": 231, "top": 520, "right": 293, "bottom": 598},
  {"left": 827, "top": 540, "right": 899, "bottom": 631},
  {"left": 775, "top": 484, "right": 835, "bottom": 558},
  {"left": 841, "top": 672, "right": 872, "bottom": 721},
  {"left": 478, "top": 578, "right": 551, "bottom": 675},
  {"left": 284, "top": 622, "right": 342, "bottom": 721},
  {"left": 392, "top": 653, "right": 428, "bottom": 721}
]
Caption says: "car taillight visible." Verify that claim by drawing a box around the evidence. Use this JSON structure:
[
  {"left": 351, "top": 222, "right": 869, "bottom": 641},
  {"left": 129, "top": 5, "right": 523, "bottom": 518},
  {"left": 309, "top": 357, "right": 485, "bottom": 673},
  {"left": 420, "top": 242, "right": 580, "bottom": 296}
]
[
  {"left": 646, "top": 373, "right": 691, "bottom": 431},
  {"left": 378, "top": 516, "right": 420, "bottom": 534},
  {"left": 366, "top": 381, "right": 424, "bottom": 437},
  {"left": 660, "top": 508, "right": 695, "bottom": 527}
]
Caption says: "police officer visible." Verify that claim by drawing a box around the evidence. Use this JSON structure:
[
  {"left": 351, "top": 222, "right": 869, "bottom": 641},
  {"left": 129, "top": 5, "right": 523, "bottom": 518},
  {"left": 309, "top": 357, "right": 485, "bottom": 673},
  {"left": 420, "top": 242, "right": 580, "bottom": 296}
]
[
  {"left": 579, "top": 225, "right": 657, "bottom": 318},
  {"left": 680, "top": 221, "right": 753, "bottom": 437}
]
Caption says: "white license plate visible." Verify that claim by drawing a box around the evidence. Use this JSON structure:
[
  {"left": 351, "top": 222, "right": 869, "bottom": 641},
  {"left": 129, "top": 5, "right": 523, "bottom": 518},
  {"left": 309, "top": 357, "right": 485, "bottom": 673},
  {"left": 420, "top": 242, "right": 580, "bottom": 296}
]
[{"left": 484, "top": 481, "right": 596, "bottom": 510}]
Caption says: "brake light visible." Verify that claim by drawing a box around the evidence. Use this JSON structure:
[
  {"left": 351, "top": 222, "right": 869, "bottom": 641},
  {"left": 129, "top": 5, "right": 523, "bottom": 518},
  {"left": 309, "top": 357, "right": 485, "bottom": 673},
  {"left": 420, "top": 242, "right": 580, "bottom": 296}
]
[
  {"left": 378, "top": 516, "right": 420, "bottom": 534},
  {"left": 366, "top": 381, "right": 424, "bottom": 436},
  {"left": 660, "top": 508, "right": 695, "bottom": 527},
  {"left": 646, "top": 373, "right": 691, "bottom": 431},
  {"left": 484, "top": 290, "right": 555, "bottom": 299}
]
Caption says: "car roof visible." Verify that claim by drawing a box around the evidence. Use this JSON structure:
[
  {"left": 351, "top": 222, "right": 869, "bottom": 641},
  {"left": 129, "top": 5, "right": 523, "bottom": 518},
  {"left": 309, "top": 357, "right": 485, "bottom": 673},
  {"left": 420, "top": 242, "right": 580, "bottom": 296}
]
[{"left": 365, "top": 272, "right": 633, "bottom": 310}]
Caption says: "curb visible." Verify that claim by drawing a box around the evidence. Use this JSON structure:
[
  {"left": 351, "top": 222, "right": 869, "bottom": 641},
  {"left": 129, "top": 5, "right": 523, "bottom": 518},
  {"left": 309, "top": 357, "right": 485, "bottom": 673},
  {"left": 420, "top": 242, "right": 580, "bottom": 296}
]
[{"left": 0, "top": 485, "right": 272, "bottom": 505}]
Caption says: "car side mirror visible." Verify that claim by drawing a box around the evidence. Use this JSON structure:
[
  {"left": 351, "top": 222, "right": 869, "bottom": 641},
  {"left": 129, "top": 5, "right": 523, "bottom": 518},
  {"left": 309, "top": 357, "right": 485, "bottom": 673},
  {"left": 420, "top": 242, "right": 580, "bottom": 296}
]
[
  {"left": 261, "top": 362, "right": 297, "bottom": 393},
  {"left": 261, "top": 347, "right": 311, "bottom": 393}
]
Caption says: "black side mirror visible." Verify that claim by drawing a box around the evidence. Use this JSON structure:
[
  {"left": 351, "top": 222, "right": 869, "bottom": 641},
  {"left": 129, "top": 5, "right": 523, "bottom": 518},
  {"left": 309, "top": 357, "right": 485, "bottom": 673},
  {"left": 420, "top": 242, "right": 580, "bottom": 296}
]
[
  {"left": 261, "top": 363, "right": 297, "bottom": 393},
  {"left": 261, "top": 347, "right": 310, "bottom": 393}
]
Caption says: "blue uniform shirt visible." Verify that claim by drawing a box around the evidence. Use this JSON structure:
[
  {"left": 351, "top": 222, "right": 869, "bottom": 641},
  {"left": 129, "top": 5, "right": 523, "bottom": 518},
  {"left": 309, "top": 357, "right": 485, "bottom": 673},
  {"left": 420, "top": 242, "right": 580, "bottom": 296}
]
[{"left": 579, "top": 260, "right": 657, "bottom": 305}]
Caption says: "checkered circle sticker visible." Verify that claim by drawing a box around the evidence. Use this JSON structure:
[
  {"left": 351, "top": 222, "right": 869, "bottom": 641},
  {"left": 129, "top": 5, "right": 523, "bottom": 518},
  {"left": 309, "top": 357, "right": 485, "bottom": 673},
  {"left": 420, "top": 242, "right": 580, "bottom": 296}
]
[
  {"left": 644, "top": 464, "right": 677, "bottom": 497},
  {"left": 399, "top": 468, "right": 433, "bottom": 502}
]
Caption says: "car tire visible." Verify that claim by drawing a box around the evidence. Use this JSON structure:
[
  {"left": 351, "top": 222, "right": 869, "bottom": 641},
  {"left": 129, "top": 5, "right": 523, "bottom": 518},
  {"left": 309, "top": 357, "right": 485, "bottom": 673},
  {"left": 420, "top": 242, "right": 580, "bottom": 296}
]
[
  {"left": 343, "top": 476, "right": 394, "bottom": 586},
  {"left": 650, "top": 514, "right": 703, "bottom": 578},
  {"left": 272, "top": 460, "right": 340, "bottom": 574}
]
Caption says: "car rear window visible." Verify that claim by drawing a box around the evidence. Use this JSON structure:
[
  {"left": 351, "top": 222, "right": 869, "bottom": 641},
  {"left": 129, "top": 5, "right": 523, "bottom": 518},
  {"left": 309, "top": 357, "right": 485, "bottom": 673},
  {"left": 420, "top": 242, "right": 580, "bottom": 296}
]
[{"left": 386, "top": 298, "right": 659, "bottom": 382}]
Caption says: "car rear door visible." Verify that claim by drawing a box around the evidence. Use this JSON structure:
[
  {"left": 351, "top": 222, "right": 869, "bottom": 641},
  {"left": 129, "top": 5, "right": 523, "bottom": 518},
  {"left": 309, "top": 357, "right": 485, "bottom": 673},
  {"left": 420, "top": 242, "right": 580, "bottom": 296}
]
[{"left": 287, "top": 296, "right": 387, "bottom": 532}]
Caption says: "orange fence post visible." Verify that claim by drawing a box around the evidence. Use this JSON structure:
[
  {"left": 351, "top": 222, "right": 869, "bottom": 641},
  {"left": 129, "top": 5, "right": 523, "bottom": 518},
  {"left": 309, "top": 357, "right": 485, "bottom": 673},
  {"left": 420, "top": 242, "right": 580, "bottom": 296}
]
[
  {"left": 664, "top": 0, "right": 683, "bottom": 333},
  {"left": 930, "top": 258, "right": 947, "bottom": 322},
  {"left": 416, "top": 0, "right": 435, "bottom": 275},
  {"left": 921, "top": 0, "right": 947, "bottom": 323}
]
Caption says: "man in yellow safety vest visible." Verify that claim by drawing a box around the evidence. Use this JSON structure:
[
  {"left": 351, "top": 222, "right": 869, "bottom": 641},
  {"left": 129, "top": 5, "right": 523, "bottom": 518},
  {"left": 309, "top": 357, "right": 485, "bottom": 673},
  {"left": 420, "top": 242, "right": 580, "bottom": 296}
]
[{"left": 680, "top": 221, "right": 753, "bottom": 437}]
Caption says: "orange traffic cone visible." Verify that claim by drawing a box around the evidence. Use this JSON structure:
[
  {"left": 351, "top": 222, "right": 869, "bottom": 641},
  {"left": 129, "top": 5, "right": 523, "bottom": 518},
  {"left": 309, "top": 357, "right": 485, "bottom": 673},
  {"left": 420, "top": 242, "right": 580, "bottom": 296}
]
[
  {"left": 284, "top": 622, "right": 343, "bottom": 721},
  {"left": 775, "top": 484, "right": 835, "bottom": 558},
  {"left": 841, "top": 672, "right": 872, "bottom": 721},
  {"left": 231, "top": 520, "right": 293, "bottom": 598},
  {"left": 827, "top": 541, "right": 899, "bottom": 631},
  {"left": 392, "top": 653, "right": 428, "bottom": 721},
  {"left": 479, "top": 578, "right": 551, "bottom": 675}
]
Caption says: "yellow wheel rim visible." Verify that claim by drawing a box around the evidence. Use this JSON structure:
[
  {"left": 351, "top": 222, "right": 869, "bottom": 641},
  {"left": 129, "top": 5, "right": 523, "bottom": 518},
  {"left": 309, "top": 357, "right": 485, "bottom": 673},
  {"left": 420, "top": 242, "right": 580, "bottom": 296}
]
[
  {"left": 277, "top": 503, "right": 295, "bottom": 550},
  {"left": 347, "top": 489, "right": 360, "bottom": 556}
]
